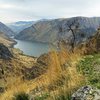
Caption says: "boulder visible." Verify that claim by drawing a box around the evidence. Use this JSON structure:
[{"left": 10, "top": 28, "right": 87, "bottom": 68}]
[
  {"left": 71, "top": 86, "right": 100, "bottom": 100},
  {"left": 0, "top": 43, "right": 13, "bottom": 60},
  {"left": 0, "top": 87, "right": 5, "bottom": 93}
]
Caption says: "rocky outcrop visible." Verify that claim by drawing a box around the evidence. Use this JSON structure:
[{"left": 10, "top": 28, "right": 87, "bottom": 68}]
[
  {"left": 0, "top": 43, "right": 13, "bottom": 60},
  {"left": 78, "top": 27, "right": 100, "bottom": 54},
  {"left": 0, "top": 87, "right": 5, "bottom": 93},
  {"left": 72, "top": 86, "right": 100, "bottom": 100},
  {"left": 23, "top": 53, "right": 50, "bottom": 80},
  {"left": 37, "top": 53, "right": 50, "bottom": 66}
]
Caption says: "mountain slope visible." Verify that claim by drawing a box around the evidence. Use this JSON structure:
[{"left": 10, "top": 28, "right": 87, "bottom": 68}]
[
  {"left": 7, "top": 21, "right": 35, "bottom": 34},
  {"left": 0, "top": 22, "right": 14, "bottom": 36},
  {"left": 15, "top": 17, "right": 100, "bottom": 44},
  {"left": 0, "top": 32, "right": 15, "bottom": 47}
]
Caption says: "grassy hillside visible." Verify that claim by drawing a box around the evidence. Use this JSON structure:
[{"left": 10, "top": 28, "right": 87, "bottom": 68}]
[
  {"left": 0, "top": 48, "right": 85, "bottom": 100},
  {"left": 0, "top": 50, "right": 99, "bottom": 100},
  {"left": 77, "top": 53, "right": 100, "bottom": 89},
  {"left": 0, "top": 46, "right": 37, "bottom": 99},
  {"left": 0, "top": 32, "right": 15, "bottom": 47}
]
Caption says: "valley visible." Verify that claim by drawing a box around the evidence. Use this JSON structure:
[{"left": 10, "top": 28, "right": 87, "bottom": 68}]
[
  {"left": 15, "top": 17, "right": 100, "bottom": 45},
  {"left": 0, "top": 16, "right": 100, "bottom": 100}
]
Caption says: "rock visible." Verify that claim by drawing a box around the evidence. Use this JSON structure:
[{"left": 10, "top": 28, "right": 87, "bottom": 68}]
[
  {"left": 0, "top": 43, "right": 13, "bottom": 60},
  {"left": 23, "top": 63, "right": 48, "bottom": 80},
  {"left": 71, "top": 86, "right": 100, "bottom": 100},
  {"left": 37, "top": 53, "right": 50, "bottom": 66},
  {"left": 85, "top": 28, "right": 100, "bottom": 54},
  {"left": 0, "top": 87, "right": 5, "bottom": 93},
  {"left": 23, "top": 53, "right": 50, "bottom": 80}
]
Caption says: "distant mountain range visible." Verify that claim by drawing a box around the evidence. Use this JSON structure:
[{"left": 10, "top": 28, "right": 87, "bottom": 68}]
[
  {"left": 15, "top": 17, "right": 100, "bottom": 45},
  {"left": 0, "top": 22, "right": 14, "bottom": 37},
  {"left": 6, "top": 21, "right": 35, "bottom": 34}
]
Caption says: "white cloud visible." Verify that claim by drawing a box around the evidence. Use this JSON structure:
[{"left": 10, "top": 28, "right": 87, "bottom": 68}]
[
  {"left": 0, "top": 4, "right": 14, "bottom": 9},
  {"left": 0, "top": 0, "right": 100, "bottom": 23}
]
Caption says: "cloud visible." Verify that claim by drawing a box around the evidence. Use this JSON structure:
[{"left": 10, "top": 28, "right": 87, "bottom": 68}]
[
  {"left": 0, "top": 4, "right": 14, "bottom": 9},
  {"left": 0, "top": 0, "right": 100, "bottom": 23}
]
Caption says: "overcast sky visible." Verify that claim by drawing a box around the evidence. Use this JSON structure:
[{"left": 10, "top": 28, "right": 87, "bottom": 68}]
[{"left": 0, "top": 0, "right": 100, "bottom": 23}]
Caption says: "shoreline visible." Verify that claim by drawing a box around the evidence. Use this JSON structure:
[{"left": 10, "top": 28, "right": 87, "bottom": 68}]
[
  {"left": 10, "top": 38, "right": 57, "bottom": 58},
  {"left": 9, "top": 38, "right": 17, "bottom": 48},
  {"left": 10, "top": 38, "right": 37, "bottom": 58}
]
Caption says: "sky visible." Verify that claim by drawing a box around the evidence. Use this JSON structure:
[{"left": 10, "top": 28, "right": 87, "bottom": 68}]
[{"left": 0, "top": 0, "right": 100, "bottom": 23}]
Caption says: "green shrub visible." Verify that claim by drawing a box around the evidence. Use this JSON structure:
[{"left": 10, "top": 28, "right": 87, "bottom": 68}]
[
  {"left": 77, "top": 53, "right": 100, "bottom": 87},
  {"left": 13, "top": 92, "right": 30, "bottom": 100}
]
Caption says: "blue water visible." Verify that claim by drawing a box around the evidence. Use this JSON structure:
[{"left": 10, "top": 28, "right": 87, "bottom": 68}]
[{"left": 14, "top": 39, "right": 51, "bottom": 57}]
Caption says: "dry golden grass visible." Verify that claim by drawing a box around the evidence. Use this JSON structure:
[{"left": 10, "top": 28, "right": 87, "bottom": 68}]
[
  {"left": 0, "top": 33, "right": 15, "bottom": 47},
  {"left": 0, "top": 51, "right": 37, "bottom": 100},
  {"left": 28, "top": 48, "right": 85, "bottom": 98},
  {"left": 0, "top": 46, "right": 85, "bottom": 100}
]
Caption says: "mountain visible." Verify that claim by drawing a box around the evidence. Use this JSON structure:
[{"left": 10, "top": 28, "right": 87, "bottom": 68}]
[
  {"left": 7, "top": 21, "right": 35, "bottom": 34},
  {"left": 0, "top": 22, "right": 14, "bottom": 37},
  {"left": 15, "top": 17, "right": 100, "bottom": 45},
  {"left": 0, "top": 32, "right": 15, "bottom": 47}
]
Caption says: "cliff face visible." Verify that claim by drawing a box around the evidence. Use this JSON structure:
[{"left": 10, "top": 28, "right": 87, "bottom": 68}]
[
  {"left": 0, "top": 43, "right": 13, "bottom": 60},
  {"left": 84, "top": 28, "right": 100, "bottom": 54},
  {"left": 15, "top": 17, "right": 100, "bottom": 44},
  {"left": 76, "top": 27, "right": 100, "bottom": 54}
]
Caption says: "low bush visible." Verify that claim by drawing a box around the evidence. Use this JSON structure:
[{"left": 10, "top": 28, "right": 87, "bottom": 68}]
[{"left": 13, "top": 92, "right": 30, "bottom": 100}]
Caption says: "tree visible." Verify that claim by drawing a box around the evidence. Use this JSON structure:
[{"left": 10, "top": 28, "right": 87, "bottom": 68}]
[
  {"left": 66, "top": 18, "right": 80, "bottom": 52},
  {"left": 95, "top": 27, "right": 100, "bottom": 51},
  {"left": 57, "top": 18, "right": 80, "bottom": 52}
]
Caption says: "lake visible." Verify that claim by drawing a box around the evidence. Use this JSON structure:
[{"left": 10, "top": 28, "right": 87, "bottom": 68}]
[{"left": 14, "top": 39, "right": 52, "bottom": 57}]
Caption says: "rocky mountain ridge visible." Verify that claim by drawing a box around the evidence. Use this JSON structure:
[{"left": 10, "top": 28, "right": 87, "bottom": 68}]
[{"left": 15, "top": 17, "right": 100, "bottom": 45}]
